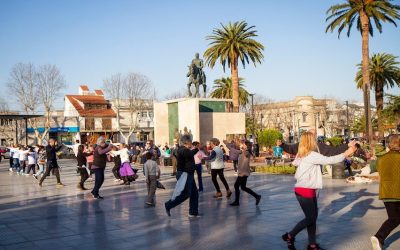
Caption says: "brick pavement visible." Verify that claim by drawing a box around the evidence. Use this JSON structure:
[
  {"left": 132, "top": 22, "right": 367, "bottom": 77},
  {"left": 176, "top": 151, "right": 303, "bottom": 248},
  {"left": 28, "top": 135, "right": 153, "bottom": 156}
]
[{"left": 0, "top": 159, "right": 398, "bottom": 250}]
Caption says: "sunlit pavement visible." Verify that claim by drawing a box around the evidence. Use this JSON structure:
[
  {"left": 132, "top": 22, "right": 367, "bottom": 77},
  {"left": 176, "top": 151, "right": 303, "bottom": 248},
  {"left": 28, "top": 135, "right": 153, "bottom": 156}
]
[{"left": 0, "top": 159, "right": 398, "bottom": 250}]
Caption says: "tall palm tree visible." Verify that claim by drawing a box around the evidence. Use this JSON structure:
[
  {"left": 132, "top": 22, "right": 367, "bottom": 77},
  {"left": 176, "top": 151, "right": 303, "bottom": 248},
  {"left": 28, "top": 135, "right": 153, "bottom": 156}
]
[
  {"left": 356, "top": 53, "right": 400, "bottom": 137},
  {"left": 325, "top": 0, "right": 400, "bottom": 142},
  {"left": 204, "top": 21, "right": 264, "bottom": 112},
  {"left": 209, "top": 77, "right": 249, "bottom": 106}
]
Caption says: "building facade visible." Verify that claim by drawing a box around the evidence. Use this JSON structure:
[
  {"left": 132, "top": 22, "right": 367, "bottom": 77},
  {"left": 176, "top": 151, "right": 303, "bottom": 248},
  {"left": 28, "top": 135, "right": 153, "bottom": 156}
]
[{"left": 255, "top": 96, "right": 366, "bottom": 142}]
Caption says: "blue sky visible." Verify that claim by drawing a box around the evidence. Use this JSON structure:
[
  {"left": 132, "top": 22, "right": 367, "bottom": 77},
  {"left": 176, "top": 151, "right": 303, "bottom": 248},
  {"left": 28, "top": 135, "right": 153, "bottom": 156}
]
[{"left": 1, "top": 0, "right": 399, "bottom": 111}]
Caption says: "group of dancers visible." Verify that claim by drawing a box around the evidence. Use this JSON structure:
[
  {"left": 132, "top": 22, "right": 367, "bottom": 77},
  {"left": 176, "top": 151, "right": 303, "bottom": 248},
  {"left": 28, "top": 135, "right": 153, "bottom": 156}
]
[{"left": 4, "top": 131, "right": 400, "bottom": 250}]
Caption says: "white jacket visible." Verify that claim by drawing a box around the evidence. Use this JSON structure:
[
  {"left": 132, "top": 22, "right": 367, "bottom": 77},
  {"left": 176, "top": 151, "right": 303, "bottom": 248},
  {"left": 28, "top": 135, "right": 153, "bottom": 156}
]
[
  {"left": 295, "top": 151, "right": 345, "bottom": 189},
  {"left": 110, "top": 148, "right": 130, "bottom": 163}
]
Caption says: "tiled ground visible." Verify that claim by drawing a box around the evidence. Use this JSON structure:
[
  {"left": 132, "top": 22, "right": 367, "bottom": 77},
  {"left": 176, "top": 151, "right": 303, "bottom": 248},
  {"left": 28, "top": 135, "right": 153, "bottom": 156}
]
[{"left": 0, "top": 159, "right": 398, "bottom": 250}]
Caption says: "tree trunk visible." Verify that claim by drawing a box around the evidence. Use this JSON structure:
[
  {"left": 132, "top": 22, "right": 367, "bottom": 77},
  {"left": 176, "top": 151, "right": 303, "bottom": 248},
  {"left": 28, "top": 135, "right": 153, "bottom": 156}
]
[
  {"left": 375, "top": 82, "right": 384, "bottom": 139},
  {"left": 360, "top": 10, "right": 373, "bottom": 144},
  {"left": 231, "top": 58, "right": 240, "bottom": 112}
]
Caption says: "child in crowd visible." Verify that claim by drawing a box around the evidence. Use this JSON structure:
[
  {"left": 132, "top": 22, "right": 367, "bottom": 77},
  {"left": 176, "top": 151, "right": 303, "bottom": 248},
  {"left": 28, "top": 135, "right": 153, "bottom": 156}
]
[
  {"left": 76, "top": 144, "right": 90, "bottom": 190},
  {"left": 26, "top": 147, "right": 37, "bottom": 175},
  {"left": 143, "top": 152, "right": 160, "bottom": 206},
  {"left": 86, "top": 145, "right": 94, "bottom": 181},
  {"left": 34, "top": 146, "right": 46, "bottom": 180},
  {"left": 193, "top": 142, "right": 206, "bottom": 192},
  {"left": 18, "top": 145, "right": 28, "bottom": 175}
]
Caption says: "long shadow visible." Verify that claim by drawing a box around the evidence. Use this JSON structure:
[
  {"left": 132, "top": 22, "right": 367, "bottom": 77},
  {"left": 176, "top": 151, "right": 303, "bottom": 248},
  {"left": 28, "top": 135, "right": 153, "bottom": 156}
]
[
  {"left": 321, "top": 188, "right": 377, "bottom": 215},
  {"left": 337, "top": 198, "right": 383, "bottom": 221}
]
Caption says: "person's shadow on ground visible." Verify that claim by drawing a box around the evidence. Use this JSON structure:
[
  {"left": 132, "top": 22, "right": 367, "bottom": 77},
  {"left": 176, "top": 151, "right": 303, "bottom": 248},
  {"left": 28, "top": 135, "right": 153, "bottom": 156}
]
[
  {"left": 322, "top": 189, "right": 377, "bottom": 215},
  {"left": 385, "top": 231, "right": 400, "bottom": 249},
  {"left": 337, "top": 198, "right": 383, "bottom": 221}
]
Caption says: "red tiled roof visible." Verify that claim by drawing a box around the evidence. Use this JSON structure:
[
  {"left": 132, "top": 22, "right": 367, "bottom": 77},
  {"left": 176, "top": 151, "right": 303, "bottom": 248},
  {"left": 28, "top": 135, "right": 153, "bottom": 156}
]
[
  {"left": 65, "top": 95, "right": 116, "bottom": 118},
  {"left": 94, "top": 90, "right": 104, "bottom": 96},
  {"left": 80, "top": 85, "right": 89, "bottom": 91}
]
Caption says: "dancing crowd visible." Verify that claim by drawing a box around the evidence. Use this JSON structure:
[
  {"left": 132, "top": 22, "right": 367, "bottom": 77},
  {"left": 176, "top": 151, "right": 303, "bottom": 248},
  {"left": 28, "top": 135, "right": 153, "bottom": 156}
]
[{"left": 4, "top": 132, "right": 400, "bottom": 250}]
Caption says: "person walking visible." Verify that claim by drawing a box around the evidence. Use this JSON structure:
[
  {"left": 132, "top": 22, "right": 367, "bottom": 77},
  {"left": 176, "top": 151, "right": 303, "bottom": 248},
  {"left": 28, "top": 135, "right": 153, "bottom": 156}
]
[
  {"left": 33, "top": 146, "right": 46, "bottom": 180},
  {"left": 164, "top": 135, "right": 200, "bottom": 217},
  {"left": 86, "top": 145, "right": 94, "bottom": 181},
  {"left": 282, "top": 132, "right": 355, "bottom": 250},
  {"left": 39, "top": 139, "right": 64, "bottom": 187},
  {"left": 371, "top": 135, "right": 400, "bottom": 250},
  {"left": 230, "top": 142, "right": 261, "bottom": 206},
  {"left": 26, "top": 147, "right": 37, "bottom": 175},
  {"left": 171, "top": 139, "right": 179, "bottom": 176},
  {"left": 193, "top": 142, "right": 207, "bottom": 192},
  {"left": 224, "top": 139, "right": 240, "bottom": 175},
  {"left": 76, "top": 144, "right": 90, "bottom": 190},
  {"left": 90, "top": 137, "right": 113, "bottom": 199},
  {"left": 203, "top": 138, "right": 232, "bottom": 199},
  {"left": 143, "top": 152, "right": 161, "bottom": 206}
]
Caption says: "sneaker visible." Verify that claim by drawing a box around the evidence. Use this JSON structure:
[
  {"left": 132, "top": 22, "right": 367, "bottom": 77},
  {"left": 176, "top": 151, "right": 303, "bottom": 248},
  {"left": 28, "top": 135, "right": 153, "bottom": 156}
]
[
  {"left": 307, "top": 244, "right": 324, "bottom": 250},
  {"left": 114, "top": 179, "right": 120, "bottom": 182},
  {"left": 56, "top": 183, "right": 65, "bottom": 187},
  {"left": 234, "top": 173, "right": 238, "bottom": 176},
  {"left": 9, "top": 168, "right": 13, "bottom": 172},
  {"left": 93, "top": 195, "right": 104, "bottom": 199},
  {"left": 164, "top": 203, "right": 171, "bottom": 217},
  {"left": 256, "top": 195, "right": 261, "bottom": 205},
  {"left": 188, "top": 214, "right": 201, "bottom": 218},
  {"left": 282, "top": 232, "right": 296, "bottom": 250},
  {"left": 145, "top": 202, "right": 155, "bottom": 206},
  {"left": 370, "top": 236, "right": 382, "bottom": 250},
  {"left": 213, "top": 192, "right": 223, "bottom": 199},
  {"left": 226, "top": 190, "right": 232, "bottom": 198},
  {"left": 230, "top": 202, "right": 240, "bottom": 206}
]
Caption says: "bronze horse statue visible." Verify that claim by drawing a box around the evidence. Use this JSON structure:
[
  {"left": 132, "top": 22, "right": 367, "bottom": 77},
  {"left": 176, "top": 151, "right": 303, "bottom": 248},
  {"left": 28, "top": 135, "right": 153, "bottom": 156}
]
[{"left": 187, "top": 63, "right": 206, "bottom": 98}]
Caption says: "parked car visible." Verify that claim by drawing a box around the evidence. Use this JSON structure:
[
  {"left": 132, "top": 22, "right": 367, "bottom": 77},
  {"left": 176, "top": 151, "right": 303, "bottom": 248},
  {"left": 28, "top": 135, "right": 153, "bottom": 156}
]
[{"left": 0, "top": 146, "right": 11, "bottom": 159}]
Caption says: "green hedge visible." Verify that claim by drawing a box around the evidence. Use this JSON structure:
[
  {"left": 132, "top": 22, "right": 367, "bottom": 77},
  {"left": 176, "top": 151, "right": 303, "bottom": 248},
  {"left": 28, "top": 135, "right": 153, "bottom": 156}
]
[{"left": 255, "top": 165, "right": 296, "bottom": 174}]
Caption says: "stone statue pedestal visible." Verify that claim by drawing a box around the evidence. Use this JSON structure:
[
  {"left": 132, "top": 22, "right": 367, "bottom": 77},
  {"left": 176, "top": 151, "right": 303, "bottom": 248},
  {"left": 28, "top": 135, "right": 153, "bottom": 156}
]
[{"left": 154, "top": 98, "right": 245, "bottom": 145}]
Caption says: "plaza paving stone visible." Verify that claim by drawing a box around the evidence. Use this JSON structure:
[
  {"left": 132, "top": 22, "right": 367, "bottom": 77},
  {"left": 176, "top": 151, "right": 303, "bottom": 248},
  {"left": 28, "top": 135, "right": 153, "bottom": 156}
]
[{"left": 0, "top": 159, "right": 399, "bottom": 250}]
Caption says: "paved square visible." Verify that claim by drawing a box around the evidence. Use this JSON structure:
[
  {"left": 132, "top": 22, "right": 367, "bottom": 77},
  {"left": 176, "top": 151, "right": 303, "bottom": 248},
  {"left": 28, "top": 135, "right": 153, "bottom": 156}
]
[{"left": 0, "top": 159, "right": 398, "bottom": 250}]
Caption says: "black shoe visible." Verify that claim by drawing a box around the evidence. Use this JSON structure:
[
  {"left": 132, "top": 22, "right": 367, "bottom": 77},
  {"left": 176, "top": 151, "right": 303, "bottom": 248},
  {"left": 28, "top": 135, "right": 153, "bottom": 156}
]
[
  {"left": 230, "top": 202, "right": 240, "bottom": 206},
  {"left": 282, "top": 233, "right": 296, "bottom": 250},
  {"left": 307, "top": 244, "right": 324, "bottom": 250},
  {"left": 164, "top": 203, "right": 171, "bottom": 216},
  {"left": 256, "top": 195, "right": 261, "bottom": 205},
  {"left": 93, "top": 195, "right": 104, "bottom": 200}
]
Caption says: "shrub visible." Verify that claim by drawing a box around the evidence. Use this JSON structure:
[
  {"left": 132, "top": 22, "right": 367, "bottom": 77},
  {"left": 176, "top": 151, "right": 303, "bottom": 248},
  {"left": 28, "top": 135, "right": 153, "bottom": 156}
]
[
  {"left": 326, "top": 136, "right": 343, "bottom": 147},
  {"left": 254, "top": 165, "right": 296, "bottom": 174}
]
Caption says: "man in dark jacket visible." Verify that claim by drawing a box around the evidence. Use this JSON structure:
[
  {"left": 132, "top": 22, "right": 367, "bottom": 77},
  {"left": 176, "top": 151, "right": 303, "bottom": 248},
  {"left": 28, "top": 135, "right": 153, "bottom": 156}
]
[
  {"left": 39, "top": 139, "right": 64, "bottom": 187},
  {"left": 165, "top": 135, "right": 200, "bottom": 218}
]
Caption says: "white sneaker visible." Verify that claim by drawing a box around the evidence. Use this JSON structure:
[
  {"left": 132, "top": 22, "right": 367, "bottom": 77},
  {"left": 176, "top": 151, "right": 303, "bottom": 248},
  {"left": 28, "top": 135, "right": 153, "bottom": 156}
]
[
  {"left": 371, "top": 236, "right": 382, "bottom": 250},
  {"left": 114, "top": 179, "right": 120, "bottom": 182},
  {"left": 9, "top": 168, "right": 13, "bottom": 172},
  {"left": 88, "top": 177, "right": 93, "bottom": 182}
]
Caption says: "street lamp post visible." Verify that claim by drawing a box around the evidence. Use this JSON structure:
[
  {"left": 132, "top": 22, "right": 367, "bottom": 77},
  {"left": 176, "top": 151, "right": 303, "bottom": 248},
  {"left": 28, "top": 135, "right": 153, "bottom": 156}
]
[{"left": 249, "top": 93, "right": 255, "bottom": 137}]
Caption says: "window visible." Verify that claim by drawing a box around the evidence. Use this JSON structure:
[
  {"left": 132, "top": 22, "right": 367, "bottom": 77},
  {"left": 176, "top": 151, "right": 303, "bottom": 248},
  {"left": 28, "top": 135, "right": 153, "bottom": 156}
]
[
  {"left": 141, "top": 112, "right": 148, "bottom": 118},
  {"left": 148, "top": 111, "right": 153, "bottom": 118},
  {"left": 85, "top": 118, "right": 95, "bottom": 130},
  {"left": 102, "top": 119, "right": 112, "bottom": 130},
  {"left": 302, "top": 112, "right": 307, "bottom": 122}
]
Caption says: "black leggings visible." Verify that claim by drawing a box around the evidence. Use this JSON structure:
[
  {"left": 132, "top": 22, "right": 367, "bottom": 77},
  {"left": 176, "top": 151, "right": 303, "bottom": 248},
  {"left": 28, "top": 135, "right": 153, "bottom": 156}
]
[
  {"left": 233, "top": 176, "right": 258, "bottom": 203},
  {"left": 112, "top": 164, "right": 120, "bottom": 179},
  {"left": 375, "top": 202, "right": 400, "bottom": 245},
  {"left": 290, "top": 194, "right": 318, "bottom": 245},
  {"left": 211, "top": 169, "right": 230, "bottom": 193},
  {"left": 78, "top": 168, "right": 89, "bottom": 187},
  {"left": 26, "top": 164, "right": 36, "bottom": 174}
]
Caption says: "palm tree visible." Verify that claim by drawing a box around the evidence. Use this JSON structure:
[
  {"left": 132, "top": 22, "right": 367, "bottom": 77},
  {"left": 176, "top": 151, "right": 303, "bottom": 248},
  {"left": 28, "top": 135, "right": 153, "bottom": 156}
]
[
  {"left": 204, "top": 21, "right": 264, "bottom": 112},
  {"left": 356, "top": 53, "right": 400, "bottom": 137},
  {"left": 209, "top": 77, "right": 249, "bottom": 106},
  {"left": 325, "top": 0, "right": 400, "bottom": 142}
]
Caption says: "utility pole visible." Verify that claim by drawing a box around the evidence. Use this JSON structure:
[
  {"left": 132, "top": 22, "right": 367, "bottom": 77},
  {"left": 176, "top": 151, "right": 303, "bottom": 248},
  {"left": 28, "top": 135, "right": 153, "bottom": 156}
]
[
  {"left": 345, "top": 101, "right": 349, "bottom": 137},
  {"left": 249, "top": 93, "right": 255, "bottom": 137}
]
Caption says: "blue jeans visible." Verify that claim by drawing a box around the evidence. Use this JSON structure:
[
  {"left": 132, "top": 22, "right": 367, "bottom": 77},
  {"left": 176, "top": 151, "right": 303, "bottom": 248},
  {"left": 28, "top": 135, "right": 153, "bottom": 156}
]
[
  {"left": 166, "top": 171, "right": 199, "bottom": 216},
  {"left": 195, "top": 164, "right": 203, "bottom": 191},
  {"left": 92, "top": 168, "right": 105, "bottom": 196},
  {"left": 13, "top": 158, "right": 20, "bottom": 171}
]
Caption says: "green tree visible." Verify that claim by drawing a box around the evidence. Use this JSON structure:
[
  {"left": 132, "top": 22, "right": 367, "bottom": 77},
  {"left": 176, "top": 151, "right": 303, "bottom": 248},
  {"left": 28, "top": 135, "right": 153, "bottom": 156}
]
[
  {"left": 356, "top": 53, "right": 400, "bottom": 137},
  {"left": 326, "top": 0, "right": 400, "bottom": 142},
  {"left": 257, "top": 129, "right": 283, "bottom": 148},
  {"left": 351, "top": 115, "right": 378, "bottom": 135},
  {"left": 382, "top": 94, "right": 400, "bottom": 125},
  {"left": 209, "top": 77, "right": 249, "bottom": 106},
  {"left": 204, "top": 21, "right": 264, "bottom": 112}
]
